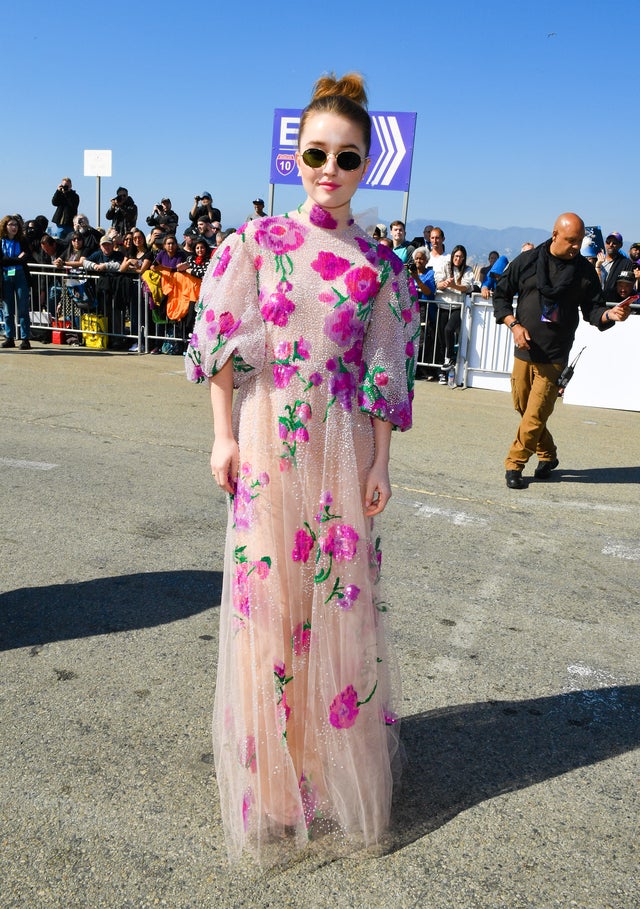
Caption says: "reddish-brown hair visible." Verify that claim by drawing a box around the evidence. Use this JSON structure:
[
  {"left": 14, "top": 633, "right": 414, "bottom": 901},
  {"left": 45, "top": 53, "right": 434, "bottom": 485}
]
[{"left": 299, "top": 72, "right": 371, "bottom": 154}]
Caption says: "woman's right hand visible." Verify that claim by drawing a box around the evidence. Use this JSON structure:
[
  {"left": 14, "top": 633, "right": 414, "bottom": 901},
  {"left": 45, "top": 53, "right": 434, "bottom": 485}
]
[{"left": 211, "top": 435, "right": 239, "bottom": 495}]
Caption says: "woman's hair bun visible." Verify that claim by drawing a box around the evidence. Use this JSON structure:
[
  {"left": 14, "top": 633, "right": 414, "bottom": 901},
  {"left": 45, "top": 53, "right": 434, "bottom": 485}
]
[{"left": 311, "top": 72, "right": 368, "bottom": 109}]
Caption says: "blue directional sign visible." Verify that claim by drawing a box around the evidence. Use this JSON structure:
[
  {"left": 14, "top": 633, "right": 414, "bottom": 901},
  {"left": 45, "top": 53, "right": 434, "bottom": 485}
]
[{"left": 270, "top": 109, "right": 417, "bottom": 192}]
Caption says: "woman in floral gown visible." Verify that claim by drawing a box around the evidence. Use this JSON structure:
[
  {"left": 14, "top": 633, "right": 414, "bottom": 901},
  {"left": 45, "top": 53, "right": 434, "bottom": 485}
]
[{"left": 186, "top": 73, "right": 419, "bottom": 864}]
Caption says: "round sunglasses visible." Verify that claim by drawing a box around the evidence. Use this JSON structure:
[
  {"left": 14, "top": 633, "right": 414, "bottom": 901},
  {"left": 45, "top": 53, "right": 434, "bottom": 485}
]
[{"left": 301, "top": 148, "right": 364, "bottom": 172}]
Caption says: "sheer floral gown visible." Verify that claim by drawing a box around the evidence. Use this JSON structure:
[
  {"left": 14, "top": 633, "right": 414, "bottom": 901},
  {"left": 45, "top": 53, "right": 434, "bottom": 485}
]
[{"left": 186, "top": 203, "right": 419, "bottom": 864}]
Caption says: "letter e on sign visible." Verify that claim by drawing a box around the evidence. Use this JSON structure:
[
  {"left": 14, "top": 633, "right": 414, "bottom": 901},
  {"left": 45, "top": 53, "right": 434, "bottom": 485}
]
[{"left": 279, "top": 117, "right": 300, "bottom": 147}]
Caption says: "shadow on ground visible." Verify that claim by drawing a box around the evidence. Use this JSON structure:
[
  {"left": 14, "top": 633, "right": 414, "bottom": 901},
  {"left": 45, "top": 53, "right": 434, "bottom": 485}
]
[
  {"left": 388, "top": 686, "right": 640, "bottom": 850},
  {"left": 553, "top": 465, "right": 640, "bottom": 484},
  {"left": 0, "top": 570, "right": 222, "bottom": 650}
]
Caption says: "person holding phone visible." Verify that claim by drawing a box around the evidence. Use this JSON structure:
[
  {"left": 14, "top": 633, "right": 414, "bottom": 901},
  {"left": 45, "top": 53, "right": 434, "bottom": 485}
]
[{"left": 494, "top": 212, "right": 630, "bottom": 489}]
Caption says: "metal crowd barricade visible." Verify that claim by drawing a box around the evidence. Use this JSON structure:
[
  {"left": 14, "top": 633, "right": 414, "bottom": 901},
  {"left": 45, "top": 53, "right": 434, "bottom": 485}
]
[
  {"left": 458, "top": 293, "right": 513, "bottom": 391},
  {"left": 415, "top": 298, "right": 453, "bottom": 372},
  {"left": 27, "top": 264, "right": 144, "bottom": 352},
  {"left": 24, "top": 264, "right": 198, "bottom": 355},
  {"left": 415, "top": 292, "right": 514, "bottom": 389},
  {"left": 143, "top": 291, "right": 192, "bottom": 356}
]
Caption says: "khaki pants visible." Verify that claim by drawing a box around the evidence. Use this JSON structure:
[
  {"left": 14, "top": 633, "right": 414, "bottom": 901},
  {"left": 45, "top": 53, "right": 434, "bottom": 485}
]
[{"left": 505, "top": 359, "right": 564, "bottom": 471}]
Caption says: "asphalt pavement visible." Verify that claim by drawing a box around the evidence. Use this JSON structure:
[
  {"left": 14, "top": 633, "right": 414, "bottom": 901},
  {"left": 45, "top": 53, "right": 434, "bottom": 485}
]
[{"left": 1, "top": 344, "right": 638, "bottom": 909}]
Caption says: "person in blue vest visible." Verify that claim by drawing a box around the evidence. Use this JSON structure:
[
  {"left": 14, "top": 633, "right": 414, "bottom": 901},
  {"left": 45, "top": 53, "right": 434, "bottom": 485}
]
[{"left": 1, "top": 215, "right": 32, "bottom": 349}]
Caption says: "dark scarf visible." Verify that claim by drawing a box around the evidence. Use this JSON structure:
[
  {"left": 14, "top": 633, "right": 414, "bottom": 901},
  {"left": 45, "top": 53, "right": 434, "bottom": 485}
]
[{"left": 536, "top": 241, "right": 579, "bottom": 323}]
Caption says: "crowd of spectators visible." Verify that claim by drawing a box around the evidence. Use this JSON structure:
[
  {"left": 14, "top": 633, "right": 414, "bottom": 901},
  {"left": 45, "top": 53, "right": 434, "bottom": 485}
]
[
  {"left": 0, "top": 180, "right": 268, "bottom": 352},
  {"left": 2, "top": 178, "right": 638, "bottom": 360},
  {"left": 365, "top": 219, "right": 640, "bottom": 383}
]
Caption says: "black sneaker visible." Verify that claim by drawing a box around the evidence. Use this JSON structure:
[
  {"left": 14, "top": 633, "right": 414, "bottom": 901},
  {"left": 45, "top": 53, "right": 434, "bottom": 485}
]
[
  {"left": 2, "top": 338, "right": 16, "bottom": 349},
  {"left": 19, "top": 339, "right": 31, "bottom": 350},
  {"left": 534, "top": 458, "right": 559, "bottom": 479}
]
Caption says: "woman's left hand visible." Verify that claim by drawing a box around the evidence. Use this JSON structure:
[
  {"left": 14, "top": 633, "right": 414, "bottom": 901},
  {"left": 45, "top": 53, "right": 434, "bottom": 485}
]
[{"left": 364, "top": 462, "right": 391, "bottom": 517}]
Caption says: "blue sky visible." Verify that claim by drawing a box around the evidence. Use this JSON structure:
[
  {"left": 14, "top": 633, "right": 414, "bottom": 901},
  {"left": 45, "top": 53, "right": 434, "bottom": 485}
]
[{"left": 2, "top": 1, "right": 637, "bottom": 248}]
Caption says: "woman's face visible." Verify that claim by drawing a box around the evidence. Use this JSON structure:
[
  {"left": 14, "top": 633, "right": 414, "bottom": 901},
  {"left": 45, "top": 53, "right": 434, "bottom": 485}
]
[
  {"left": 413, "top": 251, "right": 427, "bottom": 271},
  {"left": 6, "top": 220, "right": 19, "bottom": 238},
  {"left": 296, "top": 112, "right": 369, "bottom": 215},
  {"left": 133, "top": 232, "right": 145, "bottom": 247},
  {"left": 195, "top": 242, "right": 208, "bottom": 258},
  {"left": 452, "top": 250, "right": 464, "bottom": 268}
]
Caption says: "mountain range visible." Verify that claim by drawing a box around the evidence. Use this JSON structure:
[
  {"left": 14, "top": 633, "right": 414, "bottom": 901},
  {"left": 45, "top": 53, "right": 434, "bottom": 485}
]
[{"left": 404, "top": 218, "right": 549, "bottom": 264}]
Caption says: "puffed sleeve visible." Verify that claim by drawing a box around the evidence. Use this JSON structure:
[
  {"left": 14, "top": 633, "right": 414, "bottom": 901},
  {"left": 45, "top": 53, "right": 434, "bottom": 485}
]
[
  {"left": 185, "top": 230, "right": 266, "bottom": 386},
  {"left": 357, "top": 246, "right": 420, "bottom": 431}
]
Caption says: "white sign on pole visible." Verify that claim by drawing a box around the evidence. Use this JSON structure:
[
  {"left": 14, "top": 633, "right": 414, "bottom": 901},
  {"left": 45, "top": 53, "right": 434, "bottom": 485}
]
[{"left": 84, "top": 150, "right": 112, "bottom": 177}]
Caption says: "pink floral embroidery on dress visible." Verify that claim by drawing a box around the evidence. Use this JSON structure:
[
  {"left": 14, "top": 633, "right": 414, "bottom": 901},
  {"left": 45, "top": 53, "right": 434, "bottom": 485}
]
[
  {"left": 324, "top": 580, "right": 360, "bottom": 609},
  {"left": 242, "top": 788, "right": 254, "bottom": 830},
  {"left": 303, "top": 371, "right": 323, "bottom": 391},
  {"left": 375, "top": 241, "right": 405, "bottom": 276},
  {"left": 328, "top": 685, "right": 359, "bottom": 729},
  {"left": 254, "top": 217, "right": 307, "bottom": 255},
  {"left": 260, "top": 289, "right": 295, "bottom": 327},
  {"left": 254, "top": 217, "right": 308, "bottom": 282},
  {"left": 291, "top": 620, "right": 312, "bottom": 656},
  {"left": 299, "top": 772, "right": 320, "bottom": 828},
  {"left": 344, "top": 265, "right": 380, "bottom": 303},
  {"left": 212, "top": 245, "right": 232, "bottom": 277},
  {"left": 184, "top": 310, "right": 243, "bottom": 381},
  {"left": 320, "top": 523, "right": 359, "bottom": 562},
  {"left": 232, "top": 562, "right": 250, "bottom": 619},
  {"left": 238, "top": 735, "right": 257, "bottom": 772},
  {"left": 272, "top": 337, "right": 312, "bottom": 389},
  {"left": 278, "top": 398, "right": 313, "bottom": 467},
  {"left": 232, "top": 545, "right": 271, "bottom": 628},
  {"left": 308, "top": 204, "right": 338, "bottom": 230},
  {"left": 318, "top": 290, "right": 340, "bottom": 304},
  {"left": 274, "top": 661, "right": 293, "bottom": 741},
  {"left": 314, "top": 489, "right": 342, "bottom": 524},
  {"left": 291, "top": 527, "right": 315, "bottom": 563},
  {"left": 314, "top": 520, "right": 359, "bottom": 586},
  {"left": 329, "top": 680, "right": 378, "bottom": 729},
  {"left": 324, "top": 304, "right": 363, "bottom": 348},
  {"left": 233, "top": 463, "right": 270, "bottom": 531},
  {"left": 311, "top": 250, "right": 351, "bottom": 281},
  {"left": 325, "top": 357, "right": 358, "bottom": 413}
]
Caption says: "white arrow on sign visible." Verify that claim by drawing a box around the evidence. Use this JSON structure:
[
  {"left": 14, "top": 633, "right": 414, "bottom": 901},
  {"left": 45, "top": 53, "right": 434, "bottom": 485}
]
[{"left": 366, "top": 116, "right": 406, "bottom": 187}]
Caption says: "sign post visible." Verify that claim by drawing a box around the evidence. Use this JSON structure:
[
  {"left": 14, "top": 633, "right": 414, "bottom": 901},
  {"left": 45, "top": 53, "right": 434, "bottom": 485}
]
[
  {"left": 83, "top": 150, "right": 112, "bottom": 228},
  {"left": 269, "top": 109, "right": 416, "bottom": 217}
]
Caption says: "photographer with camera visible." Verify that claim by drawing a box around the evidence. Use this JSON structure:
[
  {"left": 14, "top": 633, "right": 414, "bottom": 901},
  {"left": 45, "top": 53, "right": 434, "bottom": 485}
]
[
  {"left": 146, "top": 197, "right": 179, "bottom": 234},
  {"left": 105, "top": 187, "right": 138, "bottom": 235},
  {"left": 51, "top": 178, "right": 79, "bottom": 240},
  {"left": 187, "top": 191, "right": 221, "bottom": 228},
  {"left": 410, "top": 247, "right": 438, "bottom": 380}
]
